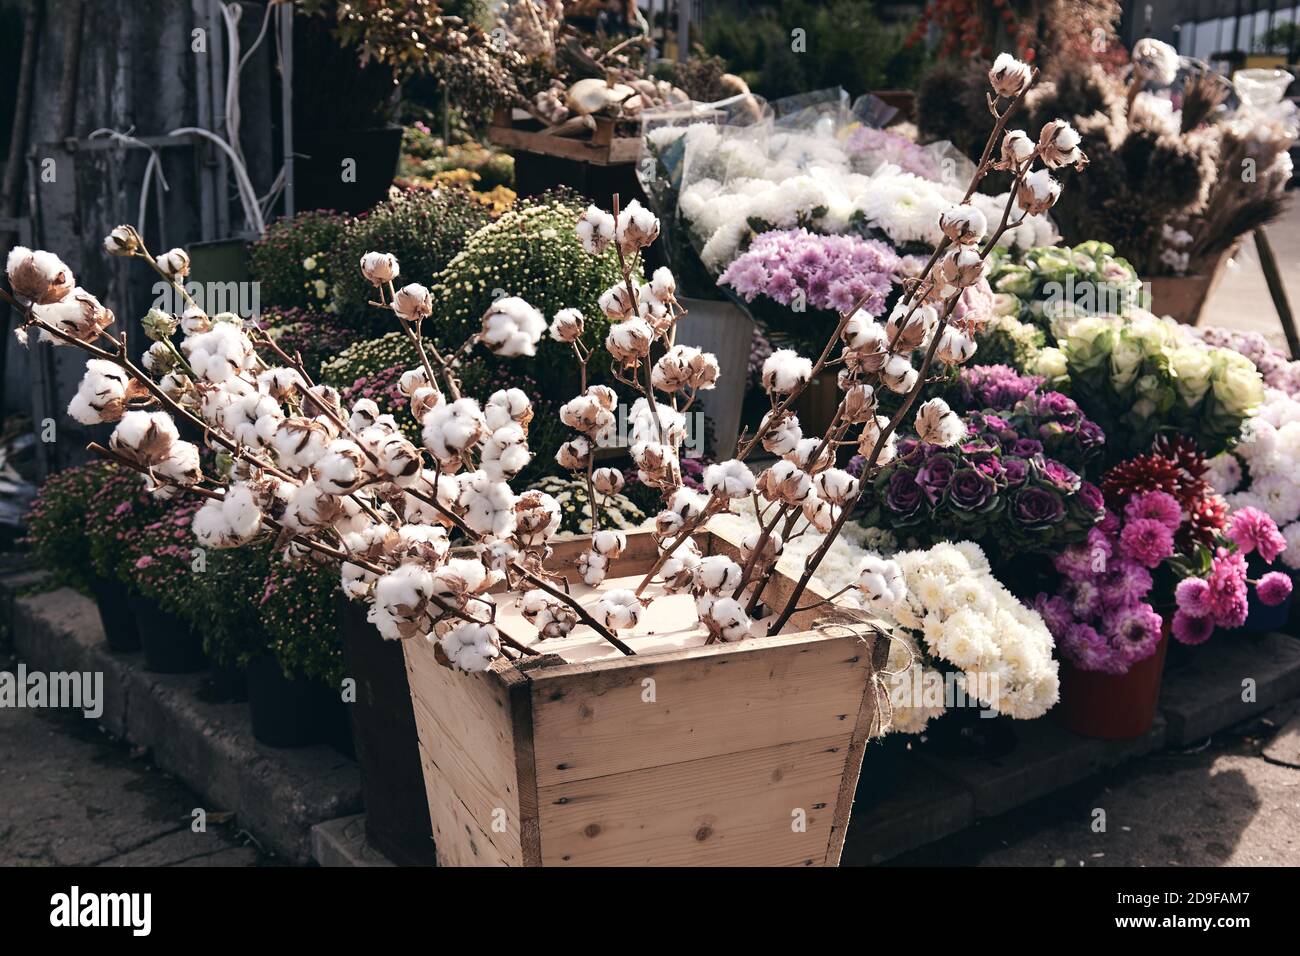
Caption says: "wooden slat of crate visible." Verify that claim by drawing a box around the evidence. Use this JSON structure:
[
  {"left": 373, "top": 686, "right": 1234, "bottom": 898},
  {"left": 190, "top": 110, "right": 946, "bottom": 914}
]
[
  {"left": 487, "top": 123, "right": 639, "bottom": 166},
  {"left": 536, "top": 734, "right": 848, "bottom": 866},
  {"left": 527, "top": 629, "right": 872, "bottom": 788},
  {"left": 404, "top": 635, "right": 531, "bottom": 866}
]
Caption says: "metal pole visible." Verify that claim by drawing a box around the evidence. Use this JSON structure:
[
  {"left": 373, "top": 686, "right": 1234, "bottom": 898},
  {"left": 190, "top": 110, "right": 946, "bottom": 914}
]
[
  {"left": 1255, "top": 227, "right": 1300, "bottom": 360},
  {"left": 280, "top": 1, "right": 295, "bottom": 218},
  {"left": 677, "top": 0, "right": 689, "bottom": 62}
]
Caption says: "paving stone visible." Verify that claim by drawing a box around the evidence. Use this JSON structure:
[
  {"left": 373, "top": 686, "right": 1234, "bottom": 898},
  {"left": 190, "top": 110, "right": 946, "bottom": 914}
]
[
  {"left": 918, "top": 715, "right": 1168, "bottom": 819},
  {"left": 1160, "top": 633, "right": 1300, "bottom": 745},
  {"left": 7, "top": 586, "right": 363, "bottom": 864},
  {"left": 312, "top": 814, "right": 397, "bottom": 867}
]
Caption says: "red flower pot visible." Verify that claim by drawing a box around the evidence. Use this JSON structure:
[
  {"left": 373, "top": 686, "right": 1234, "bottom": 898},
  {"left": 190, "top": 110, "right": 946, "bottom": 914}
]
[{"left": 1058, "top": 627, "right": 1169, "bottom": 740}]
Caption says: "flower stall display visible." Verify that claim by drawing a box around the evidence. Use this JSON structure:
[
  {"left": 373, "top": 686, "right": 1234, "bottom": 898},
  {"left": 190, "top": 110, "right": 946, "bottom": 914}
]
[
  {"left": 4, "top": 53, "right": 1081, "bottom": 866},
  {"left": 986, "top": 240, "right": 1143, "bottom": 337}
]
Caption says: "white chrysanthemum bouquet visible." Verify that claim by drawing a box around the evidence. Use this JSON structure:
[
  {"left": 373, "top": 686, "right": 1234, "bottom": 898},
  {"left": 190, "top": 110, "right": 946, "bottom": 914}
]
[{"left": 5, "top": 52, "right": 1080, "bottom": 680}]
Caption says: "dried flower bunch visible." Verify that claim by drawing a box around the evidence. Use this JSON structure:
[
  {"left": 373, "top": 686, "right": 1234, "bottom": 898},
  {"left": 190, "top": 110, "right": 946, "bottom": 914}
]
[{"left": 4, "top": 52, "right": 1083, "bottom": 676}]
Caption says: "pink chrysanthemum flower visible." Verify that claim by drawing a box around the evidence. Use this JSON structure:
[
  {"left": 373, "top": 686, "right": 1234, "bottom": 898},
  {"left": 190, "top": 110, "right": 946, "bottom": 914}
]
[
  {"left": 1256, "top": 571, "right": 1293, "bottom": 607},
  {"left": 1172, "top": 609, "right": 1215, "bottom": 645},
  {"left": 1175, "top": 576, "right": 1212, "bottom": 618},
  {"left": 1227, "top": 507, "right": 1287, "bottom": 563},
  {"left": 1119, "top": 517, "right": 1175, "bottom": 569},
  {"left": 1124, "top": 490, "right": 1182, "bottom": 533}
]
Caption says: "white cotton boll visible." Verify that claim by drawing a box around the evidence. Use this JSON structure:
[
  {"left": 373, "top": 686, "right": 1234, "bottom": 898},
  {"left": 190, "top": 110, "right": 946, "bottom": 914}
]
[
  {"left": 914, "top": 398, "right": 966, "bottom": 448},
  {"left": 200, "top": 378, "right": 255, "bottom": 429},
  {"left": 110, "top": 410, "right": 178, "bottom": 466},
  {"left": 271, "top": 418, "right": 332, "bottom": 470},
  {"left": 549, "top": 308, "right": 585, "bottom": 343},
  {"left": 704, "top": 459, "right": 755, "bottom": 499},
  {"left": 185, "top": 323, "right": 256, "bottom": 383},
  {"left": 695, "top": 555, "right": 743, "bottom": 594},
  {"left": 481, "top": 297, "right": 547, "bottom": 357},
  {"left": 281, "top": 480, "right": 341, "bottom": 533},
  {"left": 761, "top": 349, "right": 813, "bottom": 393},
  {"left": 456, "top": 470, "right": 517, "bottom": 538},
  {"left": 398, "top": 368, "right": 430, "bottom": 396},
  {"left": 649, "top": 266, "right": 676, "bottom": 303},
  {"left": 785, "top": 437, "right": 833, "bottom": 474},
  {"left": 596, "top": 589, "right": 642, "bottom": 630},
  {"left": 395, "top": 523, "right": 450, "bottom": 564},
  {"left": 6, "top": 246, "right": 74, "bottom": 305},
  {"left": 256, "top": 367, "right": 305, "bottom": 402},
  {"left": 938, "top": 203, "right": 989, "bottom": 245},
  {"left": 606, "top": 317, "right": 654, "bottom": 364},
  {"left": 591, "top": 529, "right": 626, "bottom": 558},
  {"left": 856, "top": 555, "right": 907, "bottom": 614},
  {"left": 842, "top": 311, "right": 888, "bottom": 355},
  {"left": 555, "top": 436, "right": 592, "bottom": 471},
  {"left": 228, "top": 392, "right": 283, "bottom": 448},
  {"left": 155, "top": 440, "right": 201, "bottom": 485},
  {"left": 560, "top": 393, "right": 616, "bottom": 440},
  {"left": 702, "top": 596, "right": 750, "bottom": 643},
  {"left": 375, "top": 433, "right": 422, "bottom": 486},
  {"left": 760, "top": 411, "right": 803, "bottom": 456},
  {"left": 438, "top": 623, "right": 501, "bottom": 673},
  {"left": 481, "top": 424, "right": 531, "bottom": 482},
  {"left": 615, "top": 199, "right": 660, "bottom": 254},
  {"left": 881, "top": 354, "right": 918, "bottom": 394},
  {"left": 935, "top": 326, "right": 978, "bottom": 366},
  {"left": 392, "top": 283, "right": 432, "bottom": 323},
  {"left": 576, "top": 205, "right": 616, "bottom": 255},
  {"left": 359, "top": 251, "right": 400, "bottom": 286},
  {"left": 577, "top": 550, "right": 608, "bottom": 586},
  {"left": 348, "top": 398, "right": 382, "bottom": 432},
  {"left": 660, "top": 546, "right": 702, "bottom": 592},
  {"left": 429, "top": 558, "right": 490, "bottom": 608},
  {"left": 756, "top": 459, "right": 813, "bottom": 505},
  {"left": 816, "top": 468, "right": 859, "bottom": 506},
  {"left": 371, "top": 564, "right": 435, "bottom": 639},
  {"left": 156, "top": 248, "right": 190, "bottom": 278},
  {"left": 192, "top": 500, "right": 230, "bottom": 549},
  {"left": 421, "top": 398, "right": 487, "bottom": 465},
  {"left": 801, "top": 494, "right": 839, "bottom": 533},
  {"left": 667, "top": 487, "right": 707, "bottom": 520},
  {"left": 591, "top": 467, "right": 624, "bottom": 496},
  {"left": 67, "top": 359, "right": 133, "bottom": 425},
  {"left": 484, "top": 388, "right": 533, "bottom": 431},
  {"left": 598, "top": 283, "right": 636, "bottom": 322},
  {"left": 628, "top": 397, "right": 685, "bottom": 448}
]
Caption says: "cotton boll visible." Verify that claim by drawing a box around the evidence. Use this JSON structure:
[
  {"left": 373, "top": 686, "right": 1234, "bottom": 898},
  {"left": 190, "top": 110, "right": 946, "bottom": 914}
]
[
  {"left": 348, "top": 398, "right": 382, "bottom": 432},
  {"left": 649, "top": 266, "right": 676, "bottom": 303},
  {"left": 938, "top": 204, "right": 988, "bottom": 245},
  {"left": 281, "top": 480, "right": 345, "bottom": 533},
  {"left": 421, "top": 398, "right": 487, "bottom": 466},
  {"left": 481, "top": 424, "right": 531, "bottom": 482},
  {"left": 756, "top": 460, "right": 813, "bottom": 505},
  {"left": 842, "top": 311, "right": 888, "bottom": 361},
  {"left": 801, "top": 494, "right": 840, "bottom": 533},
  {"left": 549, "top": 308, "right": 585, "bottom": 343},
  {"left": 513, "top": 490, "right": 561, "bottom": 547},
  {"left": 371, "top": 564, "right": 436, "bottom": 640},
  {"left": 633, "top": 441, "right": 681, "bottom": 491},
  {"left": 456, "top": 470, "right": 517, "bottom": 538},
  {"left": 392, "top": 283, "right": 432, "bottom": 323},
  {"left": 702, "top": 596, "right": 751, "bottom": 643},
  {"left": 761, "top": 349, "right": 813, "bottom": 394},
  {"left": 760, "top": 411, "right": 803, "bottom": 456},
  {"left": 359, "top": 251, "right": 399, "bottom": 286},
  {"left": 784, "top": 437, "right": 834, "bottom": 474},
  {"left": 577, "top": 549, "right": 608, "bottom": 586},
  {"left": 373, "top": 433, "right": 422, "bottom": 487},
  {"left": 67, "top": 360, "right": 135, "bottom": 424},
  {"left": 481, "top": 297, "right": 547, "bottom": 357},
  {"left": 6, "top": 246, "right": 75, "bottom": 305},
  {"left": 627, "top": 398, "right": 685, "bottom": 448},
  {"left": 856, "top": 555, "right": 907, "bottom": 613},
  {"left": 32, "top": 288, "right": 115, "bottom": 345},
  {"left": 227, "top": 392, "right": 283, "bottom": 448},
  {"left": 881, "top": 354, "right": 918, "bottom": 394},
  {"left": 652, "top": 344, "right": 719, "bottom": 393},
  {"left": 885, "top": 300, "right": 936, "bottom": 352},
  {"left": 155, "top": 440, "right": 202, "bottom": 486},
  {"left": 591, "top": 467, "right": 624, "bottom": 496},
  {"left": 598, "top": 283, "right": 636, "bottom": 321},
  {"left": 576, "top": 205, "right": 616, "bottom": 255},
  {"left": 816, "top": 468, "right": 859, "bottom": 506},
  {"left": 398, "top": 368, "right": 431, "bottom": 396},
  {"left": 560, "top": 393, "right": 616, "bottom": 439},
  {"left": 988, "top": 52, "right": 1032, "bottom": 98},
  {"left": 615, "top": 199, "right": 660, "bottom": 254},
  {"left": 271, "top": 418, "right": 333, "bottom": 470},
  {"left": 110, "top": 410, "right": 179, "bottom": 466},
  {"left": 555, "top": 436, "right": 593, "bottom": 471},
  {"left": 438, "top": 623, "right": 501, "bottom": 673},
  {"left": 660, "top": 545, "right": 702, "bottom": 592},
  {"left": 695, "top": 555, "right": 743, "bottom": 594},
  {"left": 521, "top": 590, "right": 579, "bottom": 640},
  {"left": 914, "top": 398, "right": 966, "bottom": 447},
  {"left": 704, "top": 459, "right": 755, "bottom": 499},
  {"left": 185, "top": 323, "right": 256, "bottom": 383},
  {"left": 429, "top": 558, "right": 490, "bottom": 609},
  {"left": 591, "top": 529, "right": 627, "bottom": 558},
  {"left": 484, "top": 388, "right": 533, "bottom": 432},
  {"left": 606, "top": 317, "right": 654, "bottom": 364},
  {"left": 596, "top": 589, "right": 642, "bottom": 630},
  {"left": 156, "top": 247, "right": 191, "bottom": 279},
  {"left": 935, "top": 326, "right": 977, "bottom": 366}
]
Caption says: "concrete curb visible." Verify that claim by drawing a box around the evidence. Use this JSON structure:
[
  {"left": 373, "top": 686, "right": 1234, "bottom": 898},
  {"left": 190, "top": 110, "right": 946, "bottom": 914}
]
[{"left": 3, "top": 580, "right": 362, "bottom": 865}]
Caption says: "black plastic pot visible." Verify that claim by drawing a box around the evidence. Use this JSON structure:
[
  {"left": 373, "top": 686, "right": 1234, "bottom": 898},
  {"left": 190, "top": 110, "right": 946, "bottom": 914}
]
[
  {"left": 201, "top": 659, "right": 248, "bottom": 704},
  {"left": 338, "top": 596, "right": 437, "bottom": 866},
  {"left": 294, "top": 126, "right": 403, "bottom": 214},
  {"left": 86, "top": 574, "right": 141, "bottom": 653},
  {"left": 128, "top": 595, "right": 206, "bottom": 673},
  {"left": 245, "top": 655, "right": 332, "bottom": 748}
]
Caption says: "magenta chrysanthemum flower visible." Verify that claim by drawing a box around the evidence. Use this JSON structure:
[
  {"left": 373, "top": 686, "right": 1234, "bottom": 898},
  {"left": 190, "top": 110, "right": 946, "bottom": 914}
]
[
  {"left": 1106, "top": 602, "right": 1164, "bottom": 665},
  {"left": 1257, "top": 571, "right": 1293, "bottom": 607},
  {"left": 1206, "top": 549, "right": 1250, "bottom": 628},
  {"left": 1119, "top": 517, "right": 1175, "bottom": 569},
  {"left": 1227, "top": 506, "right": 1287, "bottom": 563},
  {"left": 1172, "top": 609, "right": 1215, "bottom": 645},
  {"left": 1175, "top": 576, "right": 1212, "bottom": 618},
  {"left": 1124, "top": 490, "right": 1182, "bottom": 533},
  {"left": 1103, "top": 559, "right": 1153, "bottom": 606}
]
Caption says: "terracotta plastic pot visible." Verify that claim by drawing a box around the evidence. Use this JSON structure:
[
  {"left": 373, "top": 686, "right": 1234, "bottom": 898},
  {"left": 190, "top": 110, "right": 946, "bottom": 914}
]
[
  {"left": 86, "top": 574, "right": 140, "bottom": 653},
  {"left": 1147, "top": 244, "right": 1236, "bottom": 325},
  {"left": 1058, "top": 628, "right": 1169, "bottom": 740}
]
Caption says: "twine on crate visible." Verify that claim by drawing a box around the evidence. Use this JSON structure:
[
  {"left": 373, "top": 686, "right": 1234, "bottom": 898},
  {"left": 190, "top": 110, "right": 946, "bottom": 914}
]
[{"left": 812, "top": 612, "right": 915, "bottom": 737}]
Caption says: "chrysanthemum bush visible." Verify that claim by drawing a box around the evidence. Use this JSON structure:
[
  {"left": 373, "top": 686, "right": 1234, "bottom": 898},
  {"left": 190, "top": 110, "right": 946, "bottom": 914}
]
[
  {"left": 23, "top": 460, "right": 114, "bottom": 591},
  {"left": 248, "top": 210, "right": 347, "bottom": 313},
  {"left": 4, "top": 53, "right": 1080, "bottom": 686}
]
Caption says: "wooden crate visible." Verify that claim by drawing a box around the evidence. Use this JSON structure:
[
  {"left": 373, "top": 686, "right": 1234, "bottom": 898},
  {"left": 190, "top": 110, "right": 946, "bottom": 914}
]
[
  {"left": 402, "top": 527, "right": 886, "bottom": 866},
  {"left": 488, "top": 108, "right": 641, "bottom": 166}
]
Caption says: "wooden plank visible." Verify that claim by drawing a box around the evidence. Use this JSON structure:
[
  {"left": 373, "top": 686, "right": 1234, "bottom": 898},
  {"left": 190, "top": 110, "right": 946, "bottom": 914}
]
[
  {"left": 403, "top": 637, "right": 526, "bottom": 865},
  {"left": 416, "top": 737, "right": 513, "bottom": 867},
  {"left": 486, "top": 124, "right": 639, "bottom": 167},
  {"left": 528, "top": 629, "right": 872, "bottom": 787},
  {"left": 536, "top": 735, "right": 848, "bottom": 866}
]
